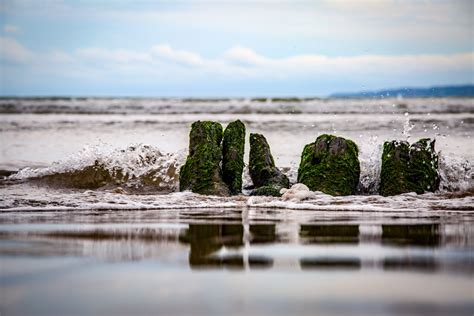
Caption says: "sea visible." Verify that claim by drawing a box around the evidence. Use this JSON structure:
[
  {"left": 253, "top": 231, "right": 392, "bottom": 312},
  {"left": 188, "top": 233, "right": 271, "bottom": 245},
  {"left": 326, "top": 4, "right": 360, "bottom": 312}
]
[{"left": 0, "top": 96, "right": 473, "bottom": 315}]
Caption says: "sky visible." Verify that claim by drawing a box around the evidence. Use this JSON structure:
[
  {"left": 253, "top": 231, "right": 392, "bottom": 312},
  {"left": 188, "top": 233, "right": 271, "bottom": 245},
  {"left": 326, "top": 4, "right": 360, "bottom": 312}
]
[{"left": 0, "top": 0, "right": 472, "bottom": 97}]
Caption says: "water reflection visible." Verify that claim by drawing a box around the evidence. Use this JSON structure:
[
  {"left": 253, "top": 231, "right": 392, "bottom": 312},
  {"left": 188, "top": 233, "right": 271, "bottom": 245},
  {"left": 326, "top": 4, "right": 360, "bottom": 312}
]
[
  {"left": 383, "top": 256, "right": 438, "bottom": 272},
  {"left": 300, "top": 224, "right": 359, "bottom": 244},
  {"left": 178, "top": 224, "right": 275, "bottom": 269},
  {"left": 0, "top": 219, "right": 472, "bottom": 274},
  {"left": 381, "top": 224, "right": 440, "bottom": 247},
  {"left": 179, "top": 224, "right": 244, "bottom": 268},
  {"left": 300, "top": 257, "right": 361, "bottom": 270},
  {"left": 249, "top": 224, "right": 277, "bottom": 244},
  {"left": 1, "top": 210, "right": 473, "bottom": 316}
]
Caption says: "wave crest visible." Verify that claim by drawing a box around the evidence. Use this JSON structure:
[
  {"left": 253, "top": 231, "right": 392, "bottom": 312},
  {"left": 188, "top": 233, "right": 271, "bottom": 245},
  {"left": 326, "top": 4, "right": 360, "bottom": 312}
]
[
  {"left": 6, "top": 143, "right": 473, "bottom": 195},
  {"left": 9, "top": 144, "right": 185, "bottom": 192}
]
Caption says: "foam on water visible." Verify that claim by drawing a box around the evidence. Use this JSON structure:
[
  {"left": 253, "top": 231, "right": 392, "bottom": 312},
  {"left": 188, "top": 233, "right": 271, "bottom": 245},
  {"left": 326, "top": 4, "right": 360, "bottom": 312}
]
[
  {"left": 0, "top": 181, "right": 472, "bottom": 213},
  {"left": 0, "top": 143, "right": 472, "bottom": 212},
  {"left": 438, "top": 153, "right": 473, "bottom": 192},
  {"left": 1, "top": 97, "right": 473, "bottom": 114},
  {"left": 8, "top": 143, "right": 186, "bottom": 191},
  {"left": 0, "top": 97, "right": 472, "bottom": 212}
]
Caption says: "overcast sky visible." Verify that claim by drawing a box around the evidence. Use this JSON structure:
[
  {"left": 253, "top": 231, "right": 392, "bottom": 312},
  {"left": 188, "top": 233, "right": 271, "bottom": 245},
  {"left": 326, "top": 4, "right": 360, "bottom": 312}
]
[{"left": 0, "top": 0, "right": 472, "bottom": 96}]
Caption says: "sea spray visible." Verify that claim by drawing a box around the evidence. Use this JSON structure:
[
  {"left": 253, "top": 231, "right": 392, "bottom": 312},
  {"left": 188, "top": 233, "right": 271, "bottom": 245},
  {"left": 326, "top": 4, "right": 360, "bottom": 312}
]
[
  {"left": 6, "top": 140, "right": 472, "bottom": 197},
  {"left": 438, "top": 154, "right": 473, "bottom": 193},
  {"left": 357, "top": 135, "right": 381, "bottom": 194},
  {"left": 9, "top": 143, "right": 185, "bottom": 191}
]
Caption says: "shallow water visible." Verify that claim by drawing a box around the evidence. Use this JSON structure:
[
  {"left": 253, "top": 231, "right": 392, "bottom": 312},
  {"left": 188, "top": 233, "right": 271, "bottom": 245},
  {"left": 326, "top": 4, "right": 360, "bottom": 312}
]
[
  {"left": 0, "top": 97, "right": 473, "bottom": 315},
  {"left": 1, "top": 208, "right": 473, "bottom": 315}
]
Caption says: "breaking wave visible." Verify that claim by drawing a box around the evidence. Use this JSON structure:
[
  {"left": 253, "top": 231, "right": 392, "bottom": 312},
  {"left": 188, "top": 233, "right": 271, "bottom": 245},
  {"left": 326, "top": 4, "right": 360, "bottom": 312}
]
[
  {"left": 8, "top": 143, "right": 185, "bottom": 192},
  {"left": 1, "top": 97, "right": 473, "bottom": 115},
  {"left": 4, "top": 143, "right": 473, "bottom": 196}
]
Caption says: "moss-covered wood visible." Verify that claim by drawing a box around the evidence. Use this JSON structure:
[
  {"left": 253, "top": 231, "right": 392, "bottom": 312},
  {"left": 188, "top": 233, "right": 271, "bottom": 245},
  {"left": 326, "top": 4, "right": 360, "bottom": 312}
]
[
  {"left": 250, "top": 184, "right": 283, "bottom": 197},
  {"left": 179, "top": 121, "right": 230, "bottom": 196},
  {"left": 297, "top": 134, "right": 360, "bottom": 196},
  {"left": 248, "top": 133, "right": 289, "bottom": 196},
  {"left": 222, "top": 120, "right": 246, "bottom": 194},
  {"left": 380, "top": 138, "right": 439, "bottom": 196},
  {"left": 379, "top": 141, "right": 410, "bottom": 196}
]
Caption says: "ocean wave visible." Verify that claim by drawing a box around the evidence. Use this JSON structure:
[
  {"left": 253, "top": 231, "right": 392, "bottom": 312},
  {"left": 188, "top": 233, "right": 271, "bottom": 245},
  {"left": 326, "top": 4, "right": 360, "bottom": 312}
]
[
  {"left": 4, "top": 143, "right": 473, "bottom": 195},
  {"left": 1, "top": 97, "right": 473, "bottom": 115},
  {"left": 0, "top": 185, "right": 472, "bottom": 213},
  {"left": 438, "top": 154, "right": 474, "bottom": 193},
  {"left": 8, "top": 143, "right": 185, "bottom": 192}
]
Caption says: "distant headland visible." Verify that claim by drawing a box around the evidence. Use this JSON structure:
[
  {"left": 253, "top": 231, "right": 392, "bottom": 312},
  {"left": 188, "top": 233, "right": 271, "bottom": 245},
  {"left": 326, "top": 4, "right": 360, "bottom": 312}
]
[{"left": 331, "top": 84, "right": 474, "bottom": 98}]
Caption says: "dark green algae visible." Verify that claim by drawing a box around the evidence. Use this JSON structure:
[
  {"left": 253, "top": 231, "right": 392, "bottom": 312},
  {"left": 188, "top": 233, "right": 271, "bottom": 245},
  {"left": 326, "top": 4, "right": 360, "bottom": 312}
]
[
  {"left": 222, "top": 120, "right": 246, "bottom": 194},
  {"left": 21, "top": 119, "right": 440, "bottom": 199},
  {"left": 297, "top": 134, "right": 360, "bottom": 196},
  {"left": 380, "top": 138, "right": 439, "bottom": 196},
  {"left": 249, "top": 133, "right": 289, "bottom": 196},
  {"left": 179, "top": 121, "right": 230, "bottom": 196}
]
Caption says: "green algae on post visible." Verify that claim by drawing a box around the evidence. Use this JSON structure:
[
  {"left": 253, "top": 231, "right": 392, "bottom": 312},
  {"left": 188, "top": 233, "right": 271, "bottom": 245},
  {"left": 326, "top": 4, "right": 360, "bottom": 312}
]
[
  {"left": 297, "top": 134, "right": 360, "bottom": 196},
  {"left": 379, "top": 140, "right": 411, "bottom": 196},
  {"left": 249, "top": 133, "right": 289, "bottom": 196},
  {"left": 380, "top": 138, "right": 439, "bottom": 196},
  {"left": 179, "top": 121, "right": 230, "bottom": 196},
  {"left": 251, "top": 184, "right": 285, "bottom": 197},
  {"left": 222, "top": 120, "right": 246, "bottom": 195},
  {"left": 408, "top": 138, "right": 440, "bottom": 193}
]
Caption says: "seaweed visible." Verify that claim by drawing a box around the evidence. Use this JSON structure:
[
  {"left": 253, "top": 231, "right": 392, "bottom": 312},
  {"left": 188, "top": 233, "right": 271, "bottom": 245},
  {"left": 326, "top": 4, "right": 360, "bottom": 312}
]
[
  {"left": 380, "top": 138, "right": 439, "bottom": 196},
  {"left": 248, "top": 133, "right": 289, "bottom": 196},
  {"left": 179, "top": 121, "right": 230, "bottom": 196},
  {"left": 297, "top": 134, "right": 360, "bottom": 196},
  {"left": 222, "top": 120, "right": 246, "bottom": 194}
]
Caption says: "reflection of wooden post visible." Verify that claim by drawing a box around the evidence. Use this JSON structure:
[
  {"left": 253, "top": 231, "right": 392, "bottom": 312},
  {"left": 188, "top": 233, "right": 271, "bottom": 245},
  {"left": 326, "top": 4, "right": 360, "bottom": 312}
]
[
  {"left": 381, "top": 224, "right": 440, "bottom": 247},
  {"left": 179, "top": 223, "right": 245, "bottom": 268},
  {"left": 298, "top": 224, "right": 361, "bottom": 270},
  {"left": 299, "top": 224, "right": 359, "bottom": 244},
  {"left": 242, "top": 208, "right": 250, "bottom": 271},
  {"left": 179, "top": 224, "right": 224, "bottom": 266}
]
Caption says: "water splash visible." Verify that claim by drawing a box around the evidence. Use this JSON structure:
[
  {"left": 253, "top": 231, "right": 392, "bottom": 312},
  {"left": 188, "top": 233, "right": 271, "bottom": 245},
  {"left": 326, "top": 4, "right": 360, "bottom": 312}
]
[
  {"left": 5, "top": 142, "right": 473, "bottom": 196},
  {"left": 9, "top": 143, "right": 186, "bottom": 191},
  {"left": 402, "top": 112, "right": 415, "bottom": 141},
  {"left": 438, "top": 153, "right": 473, "bottom": 193},
  {"left": 358, "top": 135, "right": 381, "bottom": 194}
]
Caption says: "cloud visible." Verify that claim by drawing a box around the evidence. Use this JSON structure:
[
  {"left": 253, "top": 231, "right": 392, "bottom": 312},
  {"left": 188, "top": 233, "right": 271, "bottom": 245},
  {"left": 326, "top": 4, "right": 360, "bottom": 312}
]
[
  {"left": 76, "top": 47, "right": 151, "bottom": 64},
  {"left": 3, "top": 39, "right": 473, "bottom": 79},
  {"left": 3, "top": 24, "right": 20, "bottom": 33},
  {"left": 151, "top": 44, "right": 204, "bottom": 67},
  {"left": 222, "top": 46, "right": 269, "bottom": 67},
  {"left": 1, "top": 39, "right": 472, "bottom": 95},
  {"left": 0, "top": 36, "right": 33, "bottom": 63},
  {"left": 215, "top": 46, "right": 473, "bottom": 81},
  {"left": 48, "top": 50, "right": 75, "bottom": 63}
]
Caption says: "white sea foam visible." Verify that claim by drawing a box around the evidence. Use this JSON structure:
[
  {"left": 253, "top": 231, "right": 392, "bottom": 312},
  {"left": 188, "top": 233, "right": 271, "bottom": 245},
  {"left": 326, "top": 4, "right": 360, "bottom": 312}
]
[
  {"left": 1, "top": 97, "right": 472, "bottom": 115},
  {"left": 0, "top": 97, "right": 472, "bottom": 212},
  {"left": 4, "top": 141, "right": 474, "bottom": 200},
  {"left": 1, "top": 180, "right": 472, "bottom": 213},
  {"left": 280, "top": 183, "right": 320, "bottom": 201},
  {"left": 438, "top": 153, "right": 473, "bottom": 192},
  {"left": 9, "top": 143, "right": 186, "bottom": 191}
]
